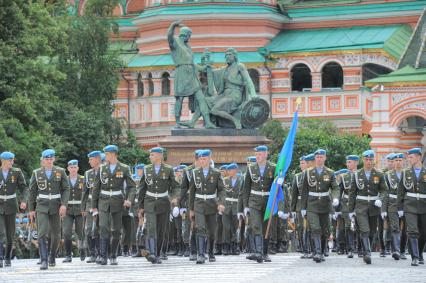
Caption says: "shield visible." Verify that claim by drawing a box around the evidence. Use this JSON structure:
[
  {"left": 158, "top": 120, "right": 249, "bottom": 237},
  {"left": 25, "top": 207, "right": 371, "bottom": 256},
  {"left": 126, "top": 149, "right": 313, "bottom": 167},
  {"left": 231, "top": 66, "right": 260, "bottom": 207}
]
[{"left": 241, "top": 98, "right": 270, "bottom": 129}]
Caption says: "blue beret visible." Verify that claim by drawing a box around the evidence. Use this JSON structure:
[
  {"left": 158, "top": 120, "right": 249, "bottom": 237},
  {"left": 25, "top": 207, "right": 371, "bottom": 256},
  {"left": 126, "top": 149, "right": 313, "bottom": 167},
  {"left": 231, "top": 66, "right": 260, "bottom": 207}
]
[
  {"left": 104, "top": 145, "right": 118, "bottom": 153},
  {"left": 227, "top": 163, "right": 238, "bottom": 170},
  {"left": 393, "top": 153, "right": 404, "bottom": 159},
  {"left": 247, "top": 156, "right": 256, "bottom": 162},
  {"left": 41, "top": 149, "right": 55, "bottom": 158},
  {"left": 198, "top": 149, "right": 211, "bottom": 157},
  {"left": 219, "top": 165, "right": 228, "bottom": 170},
  {"left": 305, "top": 154, "right": 315, "bottom": 161},
  {"left": 100, "top": 153, "right": 106, "bottom": 161},
  {"left": 178, "top": 165, "right": 187, "bottom": 170},
  {"left": 254, "top": 145, "right": 268, "bottom": 152},
  {"left": 173, "top": 166, "right": 179, "bottom": 172},
  {"left": 67, "top": 159, "right": 78, "bottom": 166},
  {"left": 407, "top": 148, "right": 422, "bottom": 155},
  {"left": 314, "top": 149, "right": 327, "bottom": 155},
  {"left": 334, "top": 169, "right": 349, "bottom": 176},
  {"left": 362, "top": 150, "right": 375, "bottom": 158},
  {"left": 134, "top": 164, "right": 145, "bottom": 170},
  {"left": 346, "top": 155, "right": 360, "bottom": 161},
  {"left": 0, "top": 151, "right": 15, "bottom": 160},
  {"left": 149, "top": 147, "right": 164, "bottom": 153},
  {"left": 385, "top": 153, "right": 395, "bottom": 160},
  {"left": 299, "top": 156, "right": 306, "bottom": 161},
  {"left": 87, "top": 150, "right": 102, "bottom": 158}
]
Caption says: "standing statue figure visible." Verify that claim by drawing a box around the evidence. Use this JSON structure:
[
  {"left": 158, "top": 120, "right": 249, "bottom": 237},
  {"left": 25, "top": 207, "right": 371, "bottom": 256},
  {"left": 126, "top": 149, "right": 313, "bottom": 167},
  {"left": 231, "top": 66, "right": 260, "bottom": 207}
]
[{"left": 167, "top": 20, "right": 216, "bottom": 129}]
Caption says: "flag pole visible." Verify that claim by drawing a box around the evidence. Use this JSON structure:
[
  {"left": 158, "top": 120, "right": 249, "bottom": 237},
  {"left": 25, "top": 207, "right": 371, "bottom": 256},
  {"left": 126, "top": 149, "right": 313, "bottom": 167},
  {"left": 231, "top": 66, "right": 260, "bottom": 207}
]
[{"left": 264, "top": 177, "right": 280, "bottom": 240}]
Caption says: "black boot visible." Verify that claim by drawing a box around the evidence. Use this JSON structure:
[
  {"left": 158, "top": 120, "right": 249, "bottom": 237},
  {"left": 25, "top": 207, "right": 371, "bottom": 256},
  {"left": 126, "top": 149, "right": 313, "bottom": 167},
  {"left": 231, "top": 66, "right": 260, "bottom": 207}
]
[
  {"left": 63, "top": 239, "right": 72, "bottom": 263},
  {"left": 209, "top": 239, "right": 216, "bottom": 262},
  {"left": 268, "top": 242, "right": 277, "bottom": 255},
  {"left": 87, "top": 237, "right": 97, "bottom": 263},
  {"left": 123, "top": 245, "right": 129, "bottom": 257},
  {"left": 347, "top": 231, "right": 354, "bottom": 259},
  {"left": 361, "top": 236, "right": 371, "bottom": 264},
  {"left": 313, "top": 235, "right": 322, "bottom": 263},
  {"left": 232, "top": 242, "right": 240, "bottom": 255},
  {"left": 246, "top": 234, "right": 256, "bottom": 260},
  {"left": 110, "top": 238, "right": 119, "bottom": 265},
  {"left": 177, "top": 242, "right": 184, "bottom": 256},
  {"left": 4, "top": 243, "right": 11, "bottom": 267},
  {"left": 39, "top": 238, "right": 48, "bottom": 270},
  {"left": 418, "top": 239, "right": 425, "bottom": 264},
  {"left": 223, "top": 243, "right": 230, "bottom": 256},
  {"left": 196, "top": 236, "right": 206, "bottom": 264},
  {"left": 391, "top": 232, "right": 400, "bottom": 260},
  {"left": 214, "top": 243, "right": 222, "bottom": 255},
  {"left": 189, "top": 236, "right": 197, "bottom": 261},
  {"left": 0, "top": 241, "right": 3, "bottom": 268},
  {"left": 146, "top": 238, "right": 157, "bottom": 264},
  {"left": 263, "top": 240, "right": 271, "bottom": 262},
  {"left": 409, "top": 237, "right": 419, "bottom": 266},
  {"left": 254, "top": 235, "right": 263, "bottom": 263},
  {"left": 183, "top": 243, "right": 190, "bottom": 257},
  {"left": 321, "top": 237, "right": 328, "bottom": 259},
  {"left": 99, "top": 238, "right": 108, "bottom": 265},
  {"left": 48, "top": 252, "right": 56, "bottom": 267}
]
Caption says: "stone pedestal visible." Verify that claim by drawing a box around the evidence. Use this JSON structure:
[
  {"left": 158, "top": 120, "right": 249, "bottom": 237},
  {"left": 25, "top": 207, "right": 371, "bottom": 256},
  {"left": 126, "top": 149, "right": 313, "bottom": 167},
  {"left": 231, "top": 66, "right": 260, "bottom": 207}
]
[{"left": 159, "top": 128, "right": 270, "bottom": 165}]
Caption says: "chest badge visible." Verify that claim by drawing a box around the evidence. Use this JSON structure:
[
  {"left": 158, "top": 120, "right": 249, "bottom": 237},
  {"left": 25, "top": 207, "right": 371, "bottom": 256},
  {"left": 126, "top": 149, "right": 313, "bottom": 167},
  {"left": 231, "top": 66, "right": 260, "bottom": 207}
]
[
  {"left": 373, "top": 176, "right": 379, "bottom": 184},
  {"left": 11, "top": 175, "right": 15, "bottom": 183},
  {"left": 323, "top": 175, "right": 330, "bottom": 182}
]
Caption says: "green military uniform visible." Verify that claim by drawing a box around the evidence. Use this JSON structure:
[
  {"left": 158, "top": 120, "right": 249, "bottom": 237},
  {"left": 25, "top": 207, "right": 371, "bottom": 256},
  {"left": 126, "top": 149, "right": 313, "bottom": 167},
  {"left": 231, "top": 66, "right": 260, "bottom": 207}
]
[
  {"left": 301, "top": 166, "right": 339, "bottom": 262},
  {"left": 349, "top": 167, "right": 387, "bottom": 264},
  {"left": 179, "top": 165, "right": 196, "bottom": 259},
  {"left": 189, "top": 166, "right": 225, "bottom": 263},
  {"left": 397, "top": 165, "right": 426, "bottom": 265},
  {"left": 121, "top": 178, "right": 137, "bottom": 257},
  {"left": 275, "top": 186, "right": 290, "bottom": 253},
  {"left": 0, "top": 167, "right": 27, "bottom": 267},
  {"left": 222, "top": 175, "right": 242, "bottom": 255},
  {"left": 63, "top": 174, "right": 85, "bottom": 262},
  {"left": 138, "top": 163, "right": 178, "bottom": 264},
  {"left": 337, "top": 170, "right": 355, "bottom": 258},
  {"left": 92, "top": 161, "right": 136, "bottom": 265},
  {"left": 29, "top": 165, "right": 70, "bottom": 268},
  {"left": 242, "top": 161, "right": 276, "bottom": 263},
  {"left": 291, "top": 171, "right": 310, "bottom": 257},
  {"left": 384, "top": 169, "right": 402, "bottom": 259},
  {"left": 81, "top": 167, "right": 100, "bottom": 262}
]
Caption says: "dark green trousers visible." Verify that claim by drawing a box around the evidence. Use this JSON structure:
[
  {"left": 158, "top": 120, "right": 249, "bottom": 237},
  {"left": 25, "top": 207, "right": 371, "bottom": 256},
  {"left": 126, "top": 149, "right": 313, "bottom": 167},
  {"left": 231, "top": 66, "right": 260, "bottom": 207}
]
[
  {"left": 307, "top": 212, "right": 329, "bottom": 237},
  {"left": 0, "top": 213, "right": 16, "bottom": 245},
  {"left": 99, "top": 210, "right": 122, "bottom": 240},
  {"left": 222, "top": 213, "right": 238, "bottom": 244},
  {"left": 195, "top": 212, "right": 216, "bottom": 239},
  {"left": 63, "top": 214, "right": 84, "bottom": 241}
]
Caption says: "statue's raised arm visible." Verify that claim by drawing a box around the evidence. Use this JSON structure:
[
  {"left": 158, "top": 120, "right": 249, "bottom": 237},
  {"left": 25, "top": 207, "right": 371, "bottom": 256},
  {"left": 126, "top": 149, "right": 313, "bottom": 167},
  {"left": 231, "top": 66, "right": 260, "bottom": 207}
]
[{"left": 167, "top": 20, "right": 182, "bottom": 50}]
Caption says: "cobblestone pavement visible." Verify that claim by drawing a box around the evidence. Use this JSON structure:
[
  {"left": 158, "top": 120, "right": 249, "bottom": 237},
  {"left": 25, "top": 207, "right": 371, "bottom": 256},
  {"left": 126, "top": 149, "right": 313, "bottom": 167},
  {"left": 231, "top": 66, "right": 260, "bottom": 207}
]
[{"left": 0, "top": 253, "right": 424, "bottom": 283}]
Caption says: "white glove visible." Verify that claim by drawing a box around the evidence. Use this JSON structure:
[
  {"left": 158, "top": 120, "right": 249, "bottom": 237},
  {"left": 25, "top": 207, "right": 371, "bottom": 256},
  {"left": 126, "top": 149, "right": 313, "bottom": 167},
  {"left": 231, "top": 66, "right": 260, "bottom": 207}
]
[
  {"left": 334, "top": 212, "right": 341, "bottom": 220},
  {"left": 179, "top": 208, "right": 187, "bottom": 216},
  {"left": 290, "top": 218, "right": 295, "bottom": 224},
  {"left": 374, "top": 199, "right": 382, "bottom": 208},
  {"left": 349, "top": 212, "right": 356, "bottom": 219},
  {"left": 244, "top": 207, "right": 250, "bottom": 217},
  {"left": 381, "top": 212, "right": 387, "bottom": 219},
  {"left": 301, "top": 209, "right": 307, "bottom": 218},
  {"left": 398, "top": 210, "right": 404, "bottom": 218},
  {"left": 172, "top": 206, "right": 180, "bottom": 218},
  {"left": 169, "top": 213, "right": 173, "bottom": 222},
  {"left": 277, "top": 177, "right": 284, "bottom": 185},
  {"left": 92, "top": 210, "right": 99, "bottom": 217},
  {"left": 237, "top": 212, "right": 244, "bottom": 220},
  {"left": 291, "top": 212, "right": 297, "bottom": 219},
  {"left": 332, "top": 198, "right": 339, "bottom": 207},
  {"left": 332, "top": 214, "right": 337, "bottom": 221},
  {"left": 278, "top": 211, "right": 288, "bottom": 220}
]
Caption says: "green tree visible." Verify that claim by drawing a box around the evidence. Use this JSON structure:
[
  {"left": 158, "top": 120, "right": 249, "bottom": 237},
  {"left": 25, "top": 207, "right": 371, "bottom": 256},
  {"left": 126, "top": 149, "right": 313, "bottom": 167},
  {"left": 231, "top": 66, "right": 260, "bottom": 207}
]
[{"left": 260, "top": 119, "right": 371, "bottom": 179}]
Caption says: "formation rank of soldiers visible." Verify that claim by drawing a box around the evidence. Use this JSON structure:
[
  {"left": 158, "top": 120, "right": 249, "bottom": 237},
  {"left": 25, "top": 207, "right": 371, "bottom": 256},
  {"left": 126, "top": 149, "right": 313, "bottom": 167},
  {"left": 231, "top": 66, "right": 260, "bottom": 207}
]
[{"left": 0, "top": 144, "right": 425, "bottom": 271}]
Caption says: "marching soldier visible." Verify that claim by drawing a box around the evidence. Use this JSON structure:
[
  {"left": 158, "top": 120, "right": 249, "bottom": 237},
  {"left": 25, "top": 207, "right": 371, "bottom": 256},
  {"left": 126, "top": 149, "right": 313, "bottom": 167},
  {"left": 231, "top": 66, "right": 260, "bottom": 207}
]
[
  {"left": 291, "top": 156, "right": 309, "bottom": 258},
  {"left": 132, "top": 163, "right": 145, "bottom": 257},
  {"left": 81, "top": 150, "right": 102, "bottom": 263},
  {"left": 29, "top": 149, "right": 70, "bottom": 270},
  {"left": 63, "top": 160, "right": 86, "bottom": 263},
  {"left": 383, "top": 153, "right": 404, "bottom": 260},
  {"left": 169, "top": 165, "right": 185, "bottom": 256},
  {"left": 337, "top": 155, "right": 359, "bottom": 259},
  {"left": 242, "top": 145, "right": 276, "bottom": 263},
  {"left": 138, "top": 147, "right": 179, "bottom": 264},
  {"left": 222, "top": 163, "right": 242, "bottom": 255},
  {"left": 91, "top": 145, "right": 136, "bottom": 265},
  {"left": 0, "top": 152, "right": 28, "bottom": 267},
  {"left": 348, "top": 150, "right": 387, "bottom": 264},
  {"left": 301, "top": 149, "right": 340, "bottom": 263},
  {"left": 397, "top": 148, "right": 426, "bottom": 266},
  {"left": 189, "top": 149, "right": 225, "bottom": 264},
  {"left": 215, "top": 164, "right": 228, "bottom": 255}
]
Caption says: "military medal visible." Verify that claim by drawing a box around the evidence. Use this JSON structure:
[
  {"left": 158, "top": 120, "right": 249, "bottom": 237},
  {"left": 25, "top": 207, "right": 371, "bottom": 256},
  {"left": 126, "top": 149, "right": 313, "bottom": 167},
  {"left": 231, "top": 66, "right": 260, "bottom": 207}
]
[
  {"left": 55, "top": 172, "right": 61, "bottom": 180},
  {"left": 11, "top": 175, "right": 15, "bottom": 183},
  {"left": 423, "top": 174, "right": 426, "bottom": 181},
  {"left": 373, "top": 176, "right": 379, "bottom": 184},
  {"left": 162, "top": 172, "right": 166, "bottom": 179},
  {"left": 323, "top": 175, "right": 330, "bottom": 182}
]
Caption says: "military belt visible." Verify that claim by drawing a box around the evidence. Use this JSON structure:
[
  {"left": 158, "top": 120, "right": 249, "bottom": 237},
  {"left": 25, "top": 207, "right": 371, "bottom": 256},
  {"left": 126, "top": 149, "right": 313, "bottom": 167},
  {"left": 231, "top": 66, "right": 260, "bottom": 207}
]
[
  {"left": 406, "top": 192, "right": 426, "bottom": 199},
  {"left": 100, "top": 190, "right": 122, "bottom": 196},
  {"left": 38, "top": 193, "right": 61, "bottom": 200},
  {"left": 308, "top": 192, "right": 329, "bottom": 197},
  {"left": 225, "top": 197, "right": 238, "bottom": 203},
  {"left": 297, "top": 196, "right": 301, "bottom": 200},
  {"left": 88, "top": 194, "right": 92, "bottom": 199},
  {"left": 135, "top": 198, "right": 139, "bottom": 202},
  {"left": 342, "top": 193, "right": 349, "bottom": 199},
  {"left": 356, "top": 195, "right": 379, "bottom": 201},
  {"left": 388, "top": 194, "right": 397, "bottom": 199},
  {"left": 68, "top": 200, "right": 82, "bottom": 205},
  {"left": 146, "top": 191, "right": 168, "bottom": 198},
  {"left": 250, "top": 190, "right": 270, "bottom": 197},
  {"left": 195, "top": 193, "right": 217, "bottom": 200},
  {"left": 0, "top": 193, "right": 16, "bottom": 200}
]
